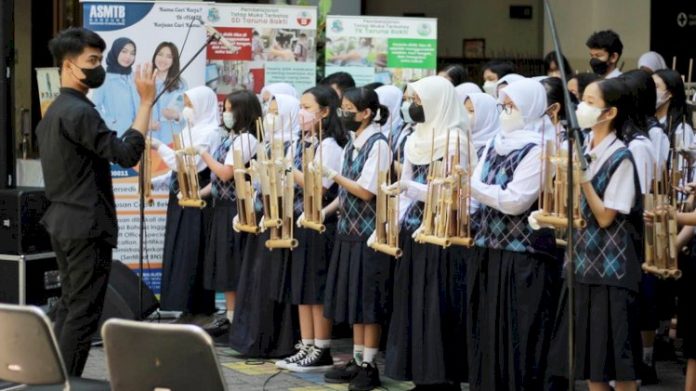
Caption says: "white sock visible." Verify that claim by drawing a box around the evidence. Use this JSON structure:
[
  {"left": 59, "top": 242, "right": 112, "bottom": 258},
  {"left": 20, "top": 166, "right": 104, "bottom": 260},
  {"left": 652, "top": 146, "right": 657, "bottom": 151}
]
[
  {"left": 643, "top": 347, "right": 654, "bottom": 365},
  {"left": 315, "top": 339, "right": 331, "bottom": 349},
  {"left": 302, "top": 339, "right": 314, "bottom": 347},
  {"left": 363, "top": 347, "right": 378, "bottom": 364},
  {"left": 354, "top": 344, "right": 364, "bottom": 364},
  {"left": 226, "top": 311, "right": 234, "bottom": 322}
]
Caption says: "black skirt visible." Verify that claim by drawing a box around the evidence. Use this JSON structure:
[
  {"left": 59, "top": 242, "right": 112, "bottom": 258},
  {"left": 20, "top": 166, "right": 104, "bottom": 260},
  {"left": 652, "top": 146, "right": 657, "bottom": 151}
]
[
  {"left": 547, "top": 281, "right": 642, "bottom": 382},
  {"left": 228, "top": 229, "right": 297, "bottom": 358},
  {"left": 323, "top": 234, "right": 393, "bottom": 325},
  {"left": 289, "top": 222, "right": 336, "bottom": 305},
  {"left": 385, "top": 230, "right": 470, "bottom": 384},
  {"left": 160, "top": 187, "right": 216, "bottom": 315},
  {"left": 678, "top": 243, "right": 696, "bottom": 359},
  {"left": 203, "top": 199, "right": 246, "bottom": 292},
  {"left": 466, "top": 247, "right": 560, "bottom": 391}
]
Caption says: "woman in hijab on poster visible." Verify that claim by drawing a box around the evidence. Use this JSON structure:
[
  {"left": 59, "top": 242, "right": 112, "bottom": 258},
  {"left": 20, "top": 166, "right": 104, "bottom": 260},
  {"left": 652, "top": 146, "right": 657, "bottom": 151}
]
[
  {"left": 91, "top": 37, "right": 140, "bottom": 136},
  {"left": 384, "top": 75, "right": 476, "bottom": 390},
  {"left": 149, "top": 86, "right": 221, "bottom": 325},
  {"left": 467, "top": 78, "right": 559, "bottom": 391},
  {"left": 150, "top": 41, "right": 188, "bottom": 144}
]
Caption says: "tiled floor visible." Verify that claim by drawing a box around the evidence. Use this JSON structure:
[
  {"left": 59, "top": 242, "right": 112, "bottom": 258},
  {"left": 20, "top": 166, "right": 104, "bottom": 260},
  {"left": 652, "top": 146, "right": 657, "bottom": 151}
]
[{"left": 81, "top": 331, "right": 687, "bottom": 391}]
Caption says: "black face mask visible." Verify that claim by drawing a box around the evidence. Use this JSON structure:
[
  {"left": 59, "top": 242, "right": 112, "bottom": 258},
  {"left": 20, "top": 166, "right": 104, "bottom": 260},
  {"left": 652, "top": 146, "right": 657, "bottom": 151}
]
[
  {"left": 339, "top": 111, "right": 362, "bottom": 131},
  {"left": 409, "top": 103, "right": 425, "bottom": 123},
  {"left": 72, "top": 63, "right": 106, "bottom": 89},
  {"left": 589, "top": 58, "right": 609, "bottom": 75}
]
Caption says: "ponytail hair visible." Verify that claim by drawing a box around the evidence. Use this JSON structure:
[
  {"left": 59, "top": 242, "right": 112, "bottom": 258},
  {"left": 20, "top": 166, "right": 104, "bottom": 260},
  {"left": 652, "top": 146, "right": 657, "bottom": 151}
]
[{"left": 342, "top": 87, "right": 391, "bottom": 127}]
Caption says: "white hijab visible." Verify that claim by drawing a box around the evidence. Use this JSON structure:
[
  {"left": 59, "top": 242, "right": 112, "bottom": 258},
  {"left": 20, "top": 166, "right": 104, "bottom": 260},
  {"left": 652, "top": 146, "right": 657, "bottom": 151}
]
[
  {"left": 466, "top": 93, "right": 500, "bottom": 150},
  {"left": 376, "top": 85, "right": 404, "bottom": 135},
  {"left": 405, "top": 76, "right": 469, "bottom": 164},
  {"left": 261, "top": 82, "right": 299, "bottom": 99},
  {"left": 267, "top": 93, "right": 300, "bottom": 142},
  {"left": 455, "top": 82, "right": 483, "bottom": 102},
  {"left": 185, "top": 86, "right": 220, "bottom": 135},
  {"left": 493, "top": 78, "right": 546, "bottom": 155},
  {"left": 638, "top": 51, "right": 667, "bottom": 72}
]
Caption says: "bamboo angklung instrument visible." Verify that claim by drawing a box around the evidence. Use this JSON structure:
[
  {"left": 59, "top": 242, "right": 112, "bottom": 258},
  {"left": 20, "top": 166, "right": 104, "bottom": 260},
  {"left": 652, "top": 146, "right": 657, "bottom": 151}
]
[
  {"left": 370, "top": 124, "right": 402, "bottom": 257},
  {"left": 535, "top": 138, "right": 586, "bottom": 229},
  {"left": 172, "top": 124, "right": 206, "bottom": 208},
  {"left": 414, "top": 128, "right": 474, "bottom": 247},
  {"left": 262, "top": 115, "right": 298, "bottom": 249},
  {"left": 139, "top": 133, "right": 154, "bottom": 206},
  {"left": 643, "top": 164, "right": 682, "bottom": 279},
  {"left": 232, "top": 128, "right": 260, "bottom": 234},
  {"left": 299, "top": 116, "right": 326, "bottom": 233}
]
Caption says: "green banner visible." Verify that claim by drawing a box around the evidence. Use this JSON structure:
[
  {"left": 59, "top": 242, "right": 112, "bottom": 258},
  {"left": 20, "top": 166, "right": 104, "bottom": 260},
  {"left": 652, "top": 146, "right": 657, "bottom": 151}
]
[{"left": 387, "top": 38, "right": 437, "bottom": 69}]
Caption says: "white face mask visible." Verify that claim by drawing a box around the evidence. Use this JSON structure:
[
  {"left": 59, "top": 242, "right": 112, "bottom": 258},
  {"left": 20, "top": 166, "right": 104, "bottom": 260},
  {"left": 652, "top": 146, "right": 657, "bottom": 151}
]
[
  {"left": 222, "top": 112, "right": 234, "bottom": 130},
  {"left": 483, "top": 80, "right": 497, "bottom": 96},
  {"left": 467, "top": 112, "right": 475, "bottom": 126},
  {"left": 499, "top": 107, "right": 525, "bottom": 134},
  {"left": 656, "top": 90, "right": 671, "bottom": 109},
  {"left": 182, "top": 107, "right": 195, "bottom": 126},
  {"left": 401, "top": 101, "right": 414, "bottom": 124},
  {"left": 575, "top": 102, "right": 605, "bottom": 129}
]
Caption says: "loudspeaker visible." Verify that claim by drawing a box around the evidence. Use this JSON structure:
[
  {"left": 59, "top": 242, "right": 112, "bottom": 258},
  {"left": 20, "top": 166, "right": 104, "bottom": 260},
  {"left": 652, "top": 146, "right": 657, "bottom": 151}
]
[
  {"left": 0, "top": 187, "right": 51, "bottom": 255},
  {"left": 98, "top": 260, "right": 159, "bottom": 328}
]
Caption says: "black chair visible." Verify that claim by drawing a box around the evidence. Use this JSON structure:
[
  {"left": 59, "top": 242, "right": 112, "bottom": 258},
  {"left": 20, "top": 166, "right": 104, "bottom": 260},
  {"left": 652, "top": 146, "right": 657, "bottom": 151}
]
[
  {"left": 101, "top": 319, "right": 227, "bottom": 391},
  {"left": 0, "top": 304, "right": 110, "bottom": 390}
]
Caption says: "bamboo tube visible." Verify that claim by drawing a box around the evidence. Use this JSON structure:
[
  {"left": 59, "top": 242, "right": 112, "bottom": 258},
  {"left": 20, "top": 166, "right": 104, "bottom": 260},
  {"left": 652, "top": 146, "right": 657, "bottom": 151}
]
[
  {"left": 265, "top": 238, "right": 299, "bottom": 249},
  {"left": 414, "top": 232, "right": 451, "bottom": 248},
  {"left": 369, "top": 241, "right": 403, "bottom": 258},
  {"left": 299, "top": 219, "right": 326, "bottom": 233}
]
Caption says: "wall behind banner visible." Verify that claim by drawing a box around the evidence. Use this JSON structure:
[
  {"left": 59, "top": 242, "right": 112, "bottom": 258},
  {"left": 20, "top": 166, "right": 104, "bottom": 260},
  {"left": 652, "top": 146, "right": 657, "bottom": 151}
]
[
  {"left": 366, "top": 0, "right": 545, "bottom": 59},
  {"left": 543, "top": 0, "right": 650, "bottom": 75}
]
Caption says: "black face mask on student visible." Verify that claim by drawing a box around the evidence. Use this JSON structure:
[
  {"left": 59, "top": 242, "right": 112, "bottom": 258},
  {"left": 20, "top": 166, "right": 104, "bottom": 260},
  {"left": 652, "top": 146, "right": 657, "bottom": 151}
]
[
  {"left": 589, "top": 58, "right": 609, "bottom": 75},
  {"left": 409, "top": 103, "right": 425, "bottom": 123},
  {"left": 340, "top": 111, "right": 363, "bottom": 131}
]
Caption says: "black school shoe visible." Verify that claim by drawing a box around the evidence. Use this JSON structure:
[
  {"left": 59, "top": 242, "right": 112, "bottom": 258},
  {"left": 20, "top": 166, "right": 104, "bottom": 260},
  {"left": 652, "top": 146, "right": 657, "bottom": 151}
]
[
  {"left": 325, "top": 358, "right": 360, "bottom": 383},
  {"left": 288, "top": 346, "right": 334, "bottom": 373},
  {"left": 639, "top": 362, "right": 659, "bottom": 385},
  {"left": 348, "top": 361, "right": 381, "bottom": 391}
]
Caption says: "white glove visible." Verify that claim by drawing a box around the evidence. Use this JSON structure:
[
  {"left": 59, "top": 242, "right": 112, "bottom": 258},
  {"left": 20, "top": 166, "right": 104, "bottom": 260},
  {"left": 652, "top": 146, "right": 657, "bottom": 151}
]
[
  {"left": 528, "top": 210, "right": 554, "bottom": 231},
  {"left": 309, "top": 162, "right": 337, "bottom": 180},
  {"left": 382, "top": 180, "right": 408, "bottom": 195},
  {"left": 176, "top": 191, "right": 182, "bottom": 200},
  {"left": 580, "top": 169, "right": 593, "bottom": 184},
  {"left": 258, "top": 215, "right": 267, "bottom": 233},
  {"left": 367, "top": 230, "right": 376, "bottom": 247},
  {"left": 411, "top": 226, "right": 422, "bottom": 240},
  {"left": 232, "top": 215, "right": 241, "bottom": 233},
  {"left": 296, "top": 212, "right": 306, "bottom": 228},
  {"left": 150, "top": 138, "right": 163, "bottom": 150}
]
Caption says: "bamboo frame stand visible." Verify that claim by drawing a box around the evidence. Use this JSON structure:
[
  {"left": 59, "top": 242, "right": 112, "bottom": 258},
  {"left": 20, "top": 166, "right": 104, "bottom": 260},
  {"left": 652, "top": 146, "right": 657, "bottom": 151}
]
[
  {"left": 172, "top": 132, "right": 206, "bottom": 209},
  {"left": 298, "top": 120, "right": 326, "bottom": 233}
]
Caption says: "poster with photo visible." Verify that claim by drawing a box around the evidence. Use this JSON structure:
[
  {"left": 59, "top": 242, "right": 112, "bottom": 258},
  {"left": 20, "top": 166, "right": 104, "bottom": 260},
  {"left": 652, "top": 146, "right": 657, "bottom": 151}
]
[
  {"left": 204, "top": 3, "right": 317, "bottom": 104},
  {"left": 82, "top": 1, "right": 208, "bottom": 293},
  {"left": 325, "top": 15, "right": 437, "bottom": 87}
]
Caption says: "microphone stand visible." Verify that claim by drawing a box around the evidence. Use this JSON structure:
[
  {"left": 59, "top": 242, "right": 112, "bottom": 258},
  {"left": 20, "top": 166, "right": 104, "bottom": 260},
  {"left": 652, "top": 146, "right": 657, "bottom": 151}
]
[
  {"left": 543, "top": 1, "right": 589, "bottom": 390},
  {"left": 137, "top": 31, "right": 222, "bottom": 319}
]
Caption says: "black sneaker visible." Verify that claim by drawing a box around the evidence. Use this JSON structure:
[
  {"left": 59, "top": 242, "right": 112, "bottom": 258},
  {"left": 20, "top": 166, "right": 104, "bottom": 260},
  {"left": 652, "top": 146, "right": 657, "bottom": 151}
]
[
  {"left": 348, "top": 361, "right": 381, "bottom": 391},
  {"left": 275, "top": 342, "right": 312, "bottom": 370},
  {"left": 325, "top": 358, "right": 360, "bottom": 383},
  {"left": 288, "top": 346, "right": 334, "bottom": 373}
]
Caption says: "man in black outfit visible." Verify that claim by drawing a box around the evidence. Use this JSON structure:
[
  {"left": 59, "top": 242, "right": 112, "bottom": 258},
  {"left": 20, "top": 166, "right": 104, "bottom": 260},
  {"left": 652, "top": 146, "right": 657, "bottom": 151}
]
[{"left": 36, "top": 27, "right": 156, "bottom": 376}]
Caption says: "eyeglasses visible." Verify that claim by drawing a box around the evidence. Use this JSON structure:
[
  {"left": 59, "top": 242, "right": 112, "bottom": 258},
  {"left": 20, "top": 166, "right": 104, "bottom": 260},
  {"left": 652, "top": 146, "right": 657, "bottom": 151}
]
[{"left": 496, "top": 103, "right": 514, "bottom": 115}]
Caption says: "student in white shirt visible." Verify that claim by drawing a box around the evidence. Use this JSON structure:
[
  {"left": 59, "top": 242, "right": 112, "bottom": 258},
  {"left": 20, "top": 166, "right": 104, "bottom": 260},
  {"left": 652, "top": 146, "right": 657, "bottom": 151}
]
[
  {"left": 586, "top": 30, "right": 624, "bottom": 79},
  {"left": 468, "top": 78, "right": 557, "bottom": 391},
  {"left": 548, "top": 78, "right": 643, "bottom": 391},
  {"left": 275, "top": 85, "right": 348, "bottom": 373},
  {"left": 654, "top": 69, "right": 695, "bottom": 153},
  {"left": 383, "top": 75, "right": 476, "bottom": 390},
  {"left": 319, "top": 87, "right": 392, "bottom": 391}
]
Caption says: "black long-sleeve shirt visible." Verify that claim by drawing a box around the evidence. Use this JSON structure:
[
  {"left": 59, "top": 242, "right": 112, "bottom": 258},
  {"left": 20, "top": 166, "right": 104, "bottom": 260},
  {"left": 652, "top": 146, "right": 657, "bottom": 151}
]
[{"left": 36, "top": 87, "right": 145, "bottom": 247}]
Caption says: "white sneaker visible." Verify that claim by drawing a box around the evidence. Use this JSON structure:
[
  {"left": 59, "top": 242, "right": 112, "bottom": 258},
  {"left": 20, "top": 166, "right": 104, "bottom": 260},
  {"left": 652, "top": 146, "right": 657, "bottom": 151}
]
[{"left": 275, "top": 342, "right": 312, "bottom": 369}]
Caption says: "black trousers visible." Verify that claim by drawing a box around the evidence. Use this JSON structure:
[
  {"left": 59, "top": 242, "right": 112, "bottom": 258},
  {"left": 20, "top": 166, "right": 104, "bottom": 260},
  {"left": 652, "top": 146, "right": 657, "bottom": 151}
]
[{"left": 51, "top": 236, "right": 112, "bottom": 377}]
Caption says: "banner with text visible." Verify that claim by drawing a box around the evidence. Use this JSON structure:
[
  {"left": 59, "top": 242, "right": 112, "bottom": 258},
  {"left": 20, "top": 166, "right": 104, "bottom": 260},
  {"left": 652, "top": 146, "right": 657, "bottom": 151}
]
[
  {"left": 325, "top": 15, "right": 437, "bottom": 87},
  {"left": 82, "top": 1, "right": 208, "bottom": 293}
]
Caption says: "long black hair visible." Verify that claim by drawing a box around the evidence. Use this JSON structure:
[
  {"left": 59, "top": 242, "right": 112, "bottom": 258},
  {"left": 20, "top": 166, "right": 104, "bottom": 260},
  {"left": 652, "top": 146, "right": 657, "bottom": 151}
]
[
  {"left": 541, "top": 77, "right": 566, "bottom": 122},
  {"left": 594, "top": 78, "right": 632, "bottom": 140},
  {"left": 226, "top": 90, "right": 262, "bottom": 134},
  {"left": 654, "top": 69, "right": 692, "bottom": 134},
  {"left": 544, "top": 51, "right": 573, "bottom": 76},
  {"left": 618, "top": 69, "right": 657, "bottom": 141},
  {"left": 303, "top": 85, "right": 349, "bottom": 147},
  {"left": 439, "top": 64, "right": 467, "bottom": 86},
  {"left": 152, "top": 42, "right": 182, "bottom": 92},
  {"left": 570, "top": 72, "right": 601, "bottom": 101},
  {"left": 482, "top": 60, "right": 514, "bottom": 79},
  {"left": 342, "top": 87, "right": 390, "bottom": 128}
]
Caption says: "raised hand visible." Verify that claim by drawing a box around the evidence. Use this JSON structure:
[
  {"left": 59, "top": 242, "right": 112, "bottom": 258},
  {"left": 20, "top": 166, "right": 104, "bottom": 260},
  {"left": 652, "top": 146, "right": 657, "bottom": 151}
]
[{"left": 134, "top": 63, "right": 157, "bottom": 106}]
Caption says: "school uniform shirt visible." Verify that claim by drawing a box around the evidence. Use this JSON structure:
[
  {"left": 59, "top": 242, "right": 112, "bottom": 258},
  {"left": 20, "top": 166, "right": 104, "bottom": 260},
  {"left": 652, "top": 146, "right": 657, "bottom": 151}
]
[
  {"left": 36, "top": 87, "right": 145, "bottom": 247},
  {"left": 584, "top": 133, "right": 635, "bottom": 214},
  {"left": 659, "top": 115, "right": 695, "bottom": 150},
  {"left": 224, "top": 133, "right": 257, "bottom": 167},
  {"left": 340, "top": 123, "right": 391, "bottom": 195},
  {"left": 627, "top": 136, "right": 656, "bottom": 194},
  {"left": 316, "top": 137, "right": 344, "bottom": 189},
  {"left": 648, "top": 125, "right": 670, "bottom": 171}
]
